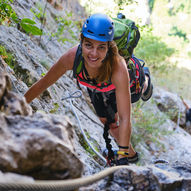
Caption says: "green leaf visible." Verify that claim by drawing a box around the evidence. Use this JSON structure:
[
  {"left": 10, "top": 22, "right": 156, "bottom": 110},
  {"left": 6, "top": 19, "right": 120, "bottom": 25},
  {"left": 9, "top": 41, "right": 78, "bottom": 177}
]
[
  {"left": 29, "top": 25, "right": 43, "bottom": 35},
  {"left": 11, "top": 12, "right": 18, "bottom": 23},
  {"left": 21, "top": 18, "right": 36, "bottom": 24},
  {"left": 20, "top": 23, "right": 42, "bottom": 35},
  {"left": 49, "top": 103, "right": 59, "bottom": 113},
  {"left": 41, "top": 72, "right": 46, "bottom": 77}
]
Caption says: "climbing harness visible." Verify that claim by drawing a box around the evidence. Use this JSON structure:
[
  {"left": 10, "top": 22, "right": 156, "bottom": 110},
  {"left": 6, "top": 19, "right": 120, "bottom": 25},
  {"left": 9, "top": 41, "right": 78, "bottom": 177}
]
[
  {"left": 73, "top": 45, "right": 115, "bottom": 93},
  {"left": 62, "top": 90, "right": 107, "bottom": 165}
]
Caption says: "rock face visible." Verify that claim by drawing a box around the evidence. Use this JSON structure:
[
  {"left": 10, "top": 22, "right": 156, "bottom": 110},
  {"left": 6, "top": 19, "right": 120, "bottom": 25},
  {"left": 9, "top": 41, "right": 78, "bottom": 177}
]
[
  {"left": 80, "top": 163, "right": 191, "bottom": 191},
  {"left": 0, "top": 69, "right": 83, "bottom": 180},
  {"left": 0, "top": 67, "right": 32, "bottom": 116},
  {"left": 0, "top": 113, "right": 83, "bottom": 180},
  {"left": 153, "top": 87, "right": 190, "bottom": 132},
  {"left": 1, "top": 0, "right": 191, "bottom": 190}
]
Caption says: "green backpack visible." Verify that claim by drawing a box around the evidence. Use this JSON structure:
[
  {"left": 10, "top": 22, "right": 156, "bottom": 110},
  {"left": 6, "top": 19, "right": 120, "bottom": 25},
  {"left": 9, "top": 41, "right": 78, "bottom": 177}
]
[{"left": 112, "top": 15, "right": 140, "bottom": 60}]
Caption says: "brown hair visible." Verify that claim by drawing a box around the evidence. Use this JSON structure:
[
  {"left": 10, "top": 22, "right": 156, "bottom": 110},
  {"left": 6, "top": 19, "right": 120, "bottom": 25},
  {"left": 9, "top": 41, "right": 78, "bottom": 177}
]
[
  {"left": 97, "top": 40, "right": 121, "bottom": 83},
  {"left": 80, "top": 34, "right": 122, "bottom": 83}
]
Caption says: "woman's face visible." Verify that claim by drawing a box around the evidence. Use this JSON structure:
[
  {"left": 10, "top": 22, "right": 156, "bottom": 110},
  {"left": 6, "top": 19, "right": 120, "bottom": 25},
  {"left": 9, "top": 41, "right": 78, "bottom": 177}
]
[{"left": 82, "top": 37, "right": 108, "bottom": 69}]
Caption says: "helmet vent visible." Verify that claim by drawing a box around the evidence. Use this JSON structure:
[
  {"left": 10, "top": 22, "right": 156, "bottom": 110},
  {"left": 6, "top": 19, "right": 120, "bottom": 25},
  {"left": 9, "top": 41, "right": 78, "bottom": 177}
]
[
  {"left": 82, "top": 13, "right": 114, "bottom": 41},
  {"left": 87, "top": 30, "right": 94, "bottom": 34},
  {"left": 99, "top": 34, "right": 105, "bottom": 36}
]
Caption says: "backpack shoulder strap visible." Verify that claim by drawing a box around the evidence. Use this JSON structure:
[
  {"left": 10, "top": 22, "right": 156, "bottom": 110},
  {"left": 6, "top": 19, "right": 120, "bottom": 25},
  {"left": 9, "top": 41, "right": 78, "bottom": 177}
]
[
  {"left": 73, "top": 44, "right": 83, "bottom": 78},
  {"left": 127, "top": 55, "right": 146, "bottom": 95},
  {"left": 112, "top": 17, "right": 140, "bottom": 60}
]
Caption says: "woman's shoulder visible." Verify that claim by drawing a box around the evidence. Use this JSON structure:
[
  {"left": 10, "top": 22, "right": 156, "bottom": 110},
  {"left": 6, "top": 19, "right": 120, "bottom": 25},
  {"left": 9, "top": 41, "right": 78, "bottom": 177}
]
[
  {"left": 111, "top": 56, "right": 128, "bottom": 84},
  {"left": 64, "top": 45, "right": 79, "bottom": 60},
  {"left": 113, "top": 56, "right": 127, "bottom": 73},
  {"left": 58, "top": 45, "right": 79, "bottom": 70}
]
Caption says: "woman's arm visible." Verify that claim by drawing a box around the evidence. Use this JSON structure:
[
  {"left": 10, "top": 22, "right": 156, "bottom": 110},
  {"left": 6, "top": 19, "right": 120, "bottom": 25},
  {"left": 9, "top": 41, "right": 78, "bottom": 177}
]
[
  {"left": 111, "top": 57, "right": 132, "bottom": 156},
  {"left": 24, "top": 46, "right": 78, "bottom": 103}
]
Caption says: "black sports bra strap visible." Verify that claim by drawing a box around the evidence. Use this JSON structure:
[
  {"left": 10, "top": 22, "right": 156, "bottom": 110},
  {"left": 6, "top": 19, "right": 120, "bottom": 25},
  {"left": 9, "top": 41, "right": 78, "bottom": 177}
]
[{"left": 73, "top": 45, "right": 83, "bottom": 78}]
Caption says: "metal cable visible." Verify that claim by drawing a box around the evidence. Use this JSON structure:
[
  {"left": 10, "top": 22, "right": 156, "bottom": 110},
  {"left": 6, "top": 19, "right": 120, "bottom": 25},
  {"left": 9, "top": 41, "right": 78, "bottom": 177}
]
[
  {"left": 62, "top": 90, "right": 107, "bottom": 165},
  {"left": 73, "top": 104, "right": 103, "bottom": 127}
]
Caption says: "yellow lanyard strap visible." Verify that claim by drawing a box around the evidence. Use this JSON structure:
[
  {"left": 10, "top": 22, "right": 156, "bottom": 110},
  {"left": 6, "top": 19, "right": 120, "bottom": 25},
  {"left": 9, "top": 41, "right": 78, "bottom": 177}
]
[{"left": 117, "top": 151, "right": 129, "bottom": 157}]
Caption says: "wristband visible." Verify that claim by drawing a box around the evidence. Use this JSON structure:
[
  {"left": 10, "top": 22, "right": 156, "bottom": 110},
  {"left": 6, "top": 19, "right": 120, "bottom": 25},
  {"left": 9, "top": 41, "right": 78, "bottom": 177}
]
[{"left": 118, "top": 145, "right": 129, "bottom": 149}]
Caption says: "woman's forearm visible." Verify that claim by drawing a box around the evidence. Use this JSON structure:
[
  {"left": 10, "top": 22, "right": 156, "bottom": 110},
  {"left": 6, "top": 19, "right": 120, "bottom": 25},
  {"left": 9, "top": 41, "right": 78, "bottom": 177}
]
[
  {"left": 118, "top": 118, "right": 132, "bottom": 147},
  {"left": 24, "top": 53, "right": 71, "bottom": 103}
]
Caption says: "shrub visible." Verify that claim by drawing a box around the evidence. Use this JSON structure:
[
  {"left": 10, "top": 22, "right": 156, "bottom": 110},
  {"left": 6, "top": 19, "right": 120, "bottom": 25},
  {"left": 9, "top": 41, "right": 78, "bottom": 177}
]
[
  {"left": 0, "top": 0, "right": 42, "bottom": 35},
  {"left": 0, "top": 45, "right": 15, "bottom": 68},
  {"left": 131, "top": 101, "right": 172, "bottom": 151},
  {"left": 135, "top": 29, "right": 175, "bottom": 73}
]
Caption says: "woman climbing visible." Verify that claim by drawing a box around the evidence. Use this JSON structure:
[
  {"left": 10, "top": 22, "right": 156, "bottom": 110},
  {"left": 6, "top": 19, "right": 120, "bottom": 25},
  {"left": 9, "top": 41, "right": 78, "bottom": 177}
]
[{"left": 24, "top": 13, "right": 151, "bottom": 165}]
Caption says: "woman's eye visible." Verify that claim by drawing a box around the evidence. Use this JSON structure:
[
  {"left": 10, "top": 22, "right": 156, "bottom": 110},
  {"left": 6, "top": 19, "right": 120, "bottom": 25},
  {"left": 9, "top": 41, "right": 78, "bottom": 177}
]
[
  {"left": 99, "top": 46, "right": 106, "bottom": 50},
  {"left": 85, "top": 43, "right": 92, "bottom": 48}
]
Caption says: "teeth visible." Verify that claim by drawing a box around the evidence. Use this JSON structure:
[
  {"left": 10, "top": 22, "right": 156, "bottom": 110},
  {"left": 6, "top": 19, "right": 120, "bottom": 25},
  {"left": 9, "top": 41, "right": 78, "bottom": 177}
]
[{"left": 89, "top": 57, "right": 98, "bottom": 61}]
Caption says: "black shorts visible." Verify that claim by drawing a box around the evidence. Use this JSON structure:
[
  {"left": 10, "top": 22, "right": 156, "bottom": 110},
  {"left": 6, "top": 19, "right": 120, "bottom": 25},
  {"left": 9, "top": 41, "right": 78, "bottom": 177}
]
[{"left": 87, "top": 88, "right": 117, "bottom": 118}]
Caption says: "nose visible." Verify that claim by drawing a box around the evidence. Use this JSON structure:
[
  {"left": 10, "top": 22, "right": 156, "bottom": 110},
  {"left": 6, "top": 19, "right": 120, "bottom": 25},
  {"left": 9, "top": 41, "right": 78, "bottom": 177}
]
[{"left": 90, "top": 47, "right": 98, "bottom": 57}]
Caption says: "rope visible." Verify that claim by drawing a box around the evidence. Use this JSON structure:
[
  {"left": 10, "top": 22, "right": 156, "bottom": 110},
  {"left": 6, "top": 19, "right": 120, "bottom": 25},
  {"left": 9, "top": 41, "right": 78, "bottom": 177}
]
[
  {"left": 103, "top": 122, "right": 115, "bottom": 165},
  {"left": 62, "top": 90, "right": 107, "bottom": 165},
  {"left": 0, "top": 166, "right": 130, "bottom": 191},
  {"left": 101, "top": 93, "right": 116, "bottom": 165}
]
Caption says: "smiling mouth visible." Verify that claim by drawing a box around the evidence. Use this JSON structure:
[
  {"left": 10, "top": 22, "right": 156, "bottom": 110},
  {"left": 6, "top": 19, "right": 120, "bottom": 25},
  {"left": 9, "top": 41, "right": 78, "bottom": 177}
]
[{"left": 88, "top": 56, "right": 99, "bottom": 62}]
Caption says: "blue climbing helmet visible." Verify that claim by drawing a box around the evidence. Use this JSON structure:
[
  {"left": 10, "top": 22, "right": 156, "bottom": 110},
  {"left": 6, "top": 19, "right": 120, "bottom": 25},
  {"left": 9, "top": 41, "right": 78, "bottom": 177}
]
[{"left": 82, "top": 13, "right": 114, "bottom": 42}]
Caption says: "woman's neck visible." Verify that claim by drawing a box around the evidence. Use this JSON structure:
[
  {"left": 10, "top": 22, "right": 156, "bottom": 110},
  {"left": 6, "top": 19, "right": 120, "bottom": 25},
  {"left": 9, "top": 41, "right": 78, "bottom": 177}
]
[{"left": 84, "top": 61, "right": 100, "bottom": 79}]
